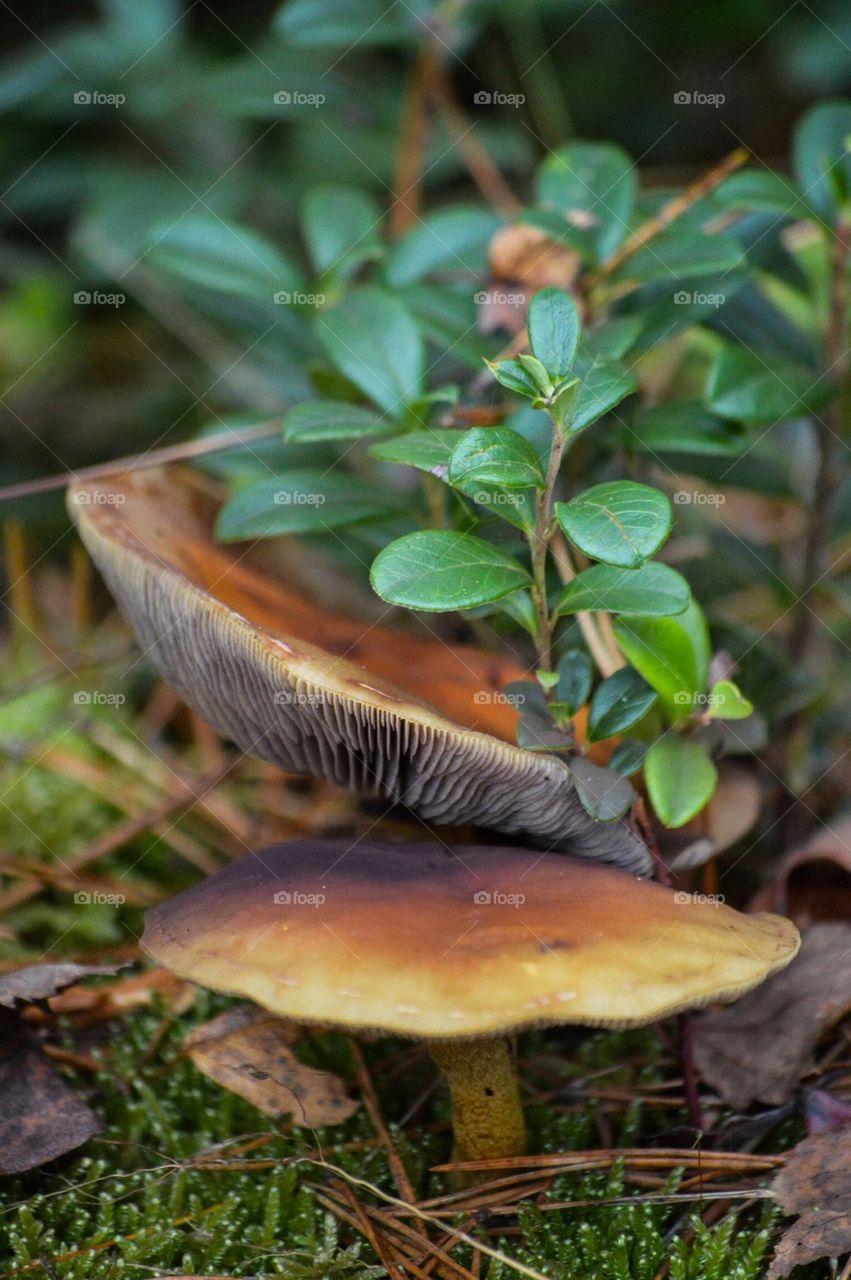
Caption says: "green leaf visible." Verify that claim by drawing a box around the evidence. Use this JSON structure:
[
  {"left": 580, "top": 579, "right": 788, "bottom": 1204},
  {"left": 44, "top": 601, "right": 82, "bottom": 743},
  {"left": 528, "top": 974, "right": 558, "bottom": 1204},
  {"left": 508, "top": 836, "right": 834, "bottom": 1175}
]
[
  {"left": 275, "top": 0, "right": 414, "bottom": 47},
  {"left": 587, "top": 667, "right": 658, "bottom": 742},
  {"left": 517, "top": 353, "right": 554, "bottom": 397},
  {"left": 449, "top": 428, "right": 545, "bottom": 490},
  {"left": 215, "top": 471, "right": 400, "bottom": 541},
  {"left": 609, "top": 738, "right": 647, "bottom": 777},
  {"left": 317, "top": 286, "right": 424, "bottom": 414},
  {"left": 300, "top": 185, "right": 381, "bottom": 278},
  {"left": 555, "top": 648, "right": 594, "bottom": 716},
  {"left": 527, "top": 288, "right": 581, "bottom": 379},
  {"left": 715, "top": 169, "right": 805, "bottom": 217},
  {"left": 613, "top": 600, "right": 711, "bottom": 722},
  {"left": 284, "top": 400, "right": 393, "bottom": 443},
  {"left": 555, "top": 562, "right": 691, "bottom": 618},
  {"left": 536, "top": 142, "right": 636, "bottom": 259},
  {"left": 556, "top": 481, "right": 672, "bottom": 568},
  {"left": 384, "top": 207, "right": 501, "bottom": 285},
  {"left": 645, "top": 736, "right": 718, "bottom": 828},
  {"left": 495, "top": 590, "right": 538, "bottom": 637},
  {"left": 370, "top": 531, "right": 531, "bottom": 612},
  {"left": 487, "top": 358, "right": 541, "bottom": 399},
  {"left": 569, "top": 758, "right": 636, "bottom": 821},
  {"left": 147, "top": 213, "right": 302, "bottom": 300},
  {"left": 572, "top": 358, "right": 637, "bottom": 432},
  {"left": 793, "top": 101, "right": 851, "bottom": 222},
  {"left": 517, "top": 711, "right": 573, "bottom": 753},
  {"left": 707, "top": 343, "right": 835, "bottom": 424},
  {"left": 619, "top": 228, "right": 744, "bottom": 285},
  {"left": 370, "top": 430, "right": 464, "bottom": 474},
  {"left": 626, "top": 402, "right": 745, "bottom": 457},
  {"left": 706, "top": 679, "right": 754, "bottom": 721},
  {"left": 585, "top": 315, "right": 645, "bottom": 360}
]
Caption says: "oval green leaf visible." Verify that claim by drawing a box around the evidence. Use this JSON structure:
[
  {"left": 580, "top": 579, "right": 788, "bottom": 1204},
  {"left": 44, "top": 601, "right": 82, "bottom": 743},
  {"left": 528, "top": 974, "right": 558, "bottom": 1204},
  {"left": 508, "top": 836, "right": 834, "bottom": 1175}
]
[
  {"left": 370, "top": 531, "right": 531, "bottom": 612},
  {"left": 449, "top": 428, "right": 545, "bottom": 491},
  {"left": 527, "top": 287, "right": 580, "bottom": 379},
  {"left": 587, "top": 667, "right": 658, "bottom": 742},
  {"left": 216, "top": 472, "right": 401, "bottom": 541},
  {"left": 284, "top": 401, "right": 394, "bottom": 443},
  {"left": 317, "top": 286, "right": 424, "bottom": 414},
  {"left": 645, "top": 736, "right": 718, "bottom": 828},
  {"left": 555, "top": 562, "right": 690, "bottom": 618},
  {"left": 613, "top": 600, "right": 711, "bottom": 722},
  {"left": 555, "top": 480, "right": 672, "bottom": 568}
]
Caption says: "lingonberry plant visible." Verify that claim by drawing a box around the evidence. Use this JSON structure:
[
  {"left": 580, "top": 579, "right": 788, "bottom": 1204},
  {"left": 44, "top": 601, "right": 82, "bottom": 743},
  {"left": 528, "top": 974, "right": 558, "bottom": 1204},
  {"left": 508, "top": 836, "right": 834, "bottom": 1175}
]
[{"left": 172, "top": 102, "right": 851, "bottom": 839}]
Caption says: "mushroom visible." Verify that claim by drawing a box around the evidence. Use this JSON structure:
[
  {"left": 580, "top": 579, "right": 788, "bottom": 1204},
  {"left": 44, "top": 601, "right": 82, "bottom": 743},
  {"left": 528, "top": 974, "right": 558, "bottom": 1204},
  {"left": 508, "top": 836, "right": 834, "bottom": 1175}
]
[
  {"left": 68, "top": 465, "right": 648, "bottom": 871},
  {"left": 142, "top": 838, "right": 799, "bottom": 1165}
]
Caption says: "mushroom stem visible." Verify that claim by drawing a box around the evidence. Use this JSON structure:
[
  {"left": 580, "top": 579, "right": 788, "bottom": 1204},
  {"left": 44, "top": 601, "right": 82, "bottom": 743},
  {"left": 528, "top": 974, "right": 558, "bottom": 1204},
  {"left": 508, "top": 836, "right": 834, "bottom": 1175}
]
[{"left": 430, "top": 1037, "right": 526, "bottom": 1171}]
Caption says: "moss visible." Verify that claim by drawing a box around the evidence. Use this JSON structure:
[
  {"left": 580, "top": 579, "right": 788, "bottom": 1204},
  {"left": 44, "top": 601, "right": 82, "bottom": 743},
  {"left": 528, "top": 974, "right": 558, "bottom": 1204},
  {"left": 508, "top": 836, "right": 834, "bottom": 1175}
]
[{"left": 0, "top": 1001, "right": 785, "bottom": 1279}]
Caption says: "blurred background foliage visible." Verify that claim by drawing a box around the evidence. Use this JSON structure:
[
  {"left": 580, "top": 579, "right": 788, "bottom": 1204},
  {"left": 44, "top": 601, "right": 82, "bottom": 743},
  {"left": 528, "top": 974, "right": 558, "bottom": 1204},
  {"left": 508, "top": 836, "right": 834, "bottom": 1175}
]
[{"left": 3, "top": 0, "right": 851, "bottom": 498}]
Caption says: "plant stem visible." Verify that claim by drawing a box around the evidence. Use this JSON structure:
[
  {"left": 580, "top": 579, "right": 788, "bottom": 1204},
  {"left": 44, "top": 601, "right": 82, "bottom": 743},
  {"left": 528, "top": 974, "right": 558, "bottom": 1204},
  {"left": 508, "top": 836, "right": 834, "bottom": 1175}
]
[
  {"left": 527, "top": 415, "right": 568, "bottom": 672},
  {"left": 788, "top": 216, "right": 851, "bottom": 661},
  {"left": 430, "top": 1037, "right": 526, "bottom": 1174},
  {"left": 550, "top": 533, "right": 621, "bottom": 678}
]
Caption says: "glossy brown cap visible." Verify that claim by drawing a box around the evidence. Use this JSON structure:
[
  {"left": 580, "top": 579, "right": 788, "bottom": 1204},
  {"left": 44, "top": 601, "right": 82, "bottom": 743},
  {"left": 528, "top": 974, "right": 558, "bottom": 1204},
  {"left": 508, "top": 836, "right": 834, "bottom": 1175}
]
[
  {"left": 68, "top": 466, "right": 648, "bottom": 871},
  {"left": 142, "top": 839, "right": 799, "bottom": 1039}
]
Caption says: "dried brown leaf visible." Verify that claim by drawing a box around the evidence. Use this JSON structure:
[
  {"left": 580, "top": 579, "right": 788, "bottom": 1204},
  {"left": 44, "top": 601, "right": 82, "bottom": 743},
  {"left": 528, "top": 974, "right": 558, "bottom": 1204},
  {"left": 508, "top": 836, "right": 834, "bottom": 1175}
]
[
  {"left": 47, "top": 966, "right": 194, "bottom": 1022},
  {"left": 693, "top": 923, "right": 851, "bottom": 1108},
  {"left": 769, "top": 1127, "right": 851, "bottom": 1277},
  {"left": 489, "top": 223, "right": 580, "bottom": 290},
  {"left": 0, "top": 1008, "right": 99, "bottom": 1174},
  {"left": 0, "top": 961, "right": 120, "bottom": 1008},
  {"left": 184, "top": 1005, "right": 358, "bottom": 1127},
  {"left": 750, "top": 815, "right": 851, "bottom": 927}
]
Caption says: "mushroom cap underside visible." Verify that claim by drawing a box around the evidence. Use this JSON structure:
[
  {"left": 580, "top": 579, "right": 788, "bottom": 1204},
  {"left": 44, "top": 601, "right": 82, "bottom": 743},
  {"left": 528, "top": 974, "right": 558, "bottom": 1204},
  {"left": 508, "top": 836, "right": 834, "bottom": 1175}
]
[{"left": 69, "top": 466, "right": 649, "bottom": 872}]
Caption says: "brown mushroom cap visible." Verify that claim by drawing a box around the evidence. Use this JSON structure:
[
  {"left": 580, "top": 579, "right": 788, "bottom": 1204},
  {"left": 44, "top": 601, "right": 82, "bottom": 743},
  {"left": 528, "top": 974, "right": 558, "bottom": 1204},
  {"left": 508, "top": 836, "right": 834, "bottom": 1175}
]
[
  {"left": 142, "top": 839, "right": 799, "bottom": 1039},
  {"left": 68, "top": 466, "right": 648, "bottom": 871}
]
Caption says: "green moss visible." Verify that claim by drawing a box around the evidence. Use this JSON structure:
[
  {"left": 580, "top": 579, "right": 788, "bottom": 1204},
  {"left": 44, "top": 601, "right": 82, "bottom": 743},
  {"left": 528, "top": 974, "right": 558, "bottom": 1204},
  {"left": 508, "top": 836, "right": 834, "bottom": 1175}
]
[{"left": 0, "top": 1004, "right": 783, "bottom": 1279}]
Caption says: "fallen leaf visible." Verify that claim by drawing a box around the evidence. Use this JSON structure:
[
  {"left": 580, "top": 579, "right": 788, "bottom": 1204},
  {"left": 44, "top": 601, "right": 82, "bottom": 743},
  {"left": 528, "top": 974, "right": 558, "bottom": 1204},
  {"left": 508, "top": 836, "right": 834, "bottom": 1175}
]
[
  {"left": 46, "top": 966, "right": 194, "bottom": 1023},
  {"left": 0, "top": 961, "right": 120, "bottom": 1007},
  {"left": 0, "top": 1007, "right": 99, "bottom": 1174},
  {"left": 489, "top": 223, "right": 581, "bottom": 291},
  {"left": 693, "top": 924, "right": 851, "bottom": 1108},
  {"left": 769, "top": 1128, "right": 851, "bottom": 1277},
  {"left": 184, "top": 1005, "right": 358, "bottom": 1127},
  {"left": 750, "top": 815, "right": 851, "bottom": 926},
  {"left": 805, "top": 1089, "right": 851, "bottom": 1135}
]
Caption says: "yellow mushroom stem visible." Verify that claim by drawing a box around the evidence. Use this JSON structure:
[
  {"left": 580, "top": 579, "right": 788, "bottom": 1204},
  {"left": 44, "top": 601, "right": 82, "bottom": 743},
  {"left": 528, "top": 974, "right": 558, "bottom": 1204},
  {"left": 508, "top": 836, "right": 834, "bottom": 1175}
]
[{"left": 430, "top": 1037, "right": 526, "bottom": 1170}]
